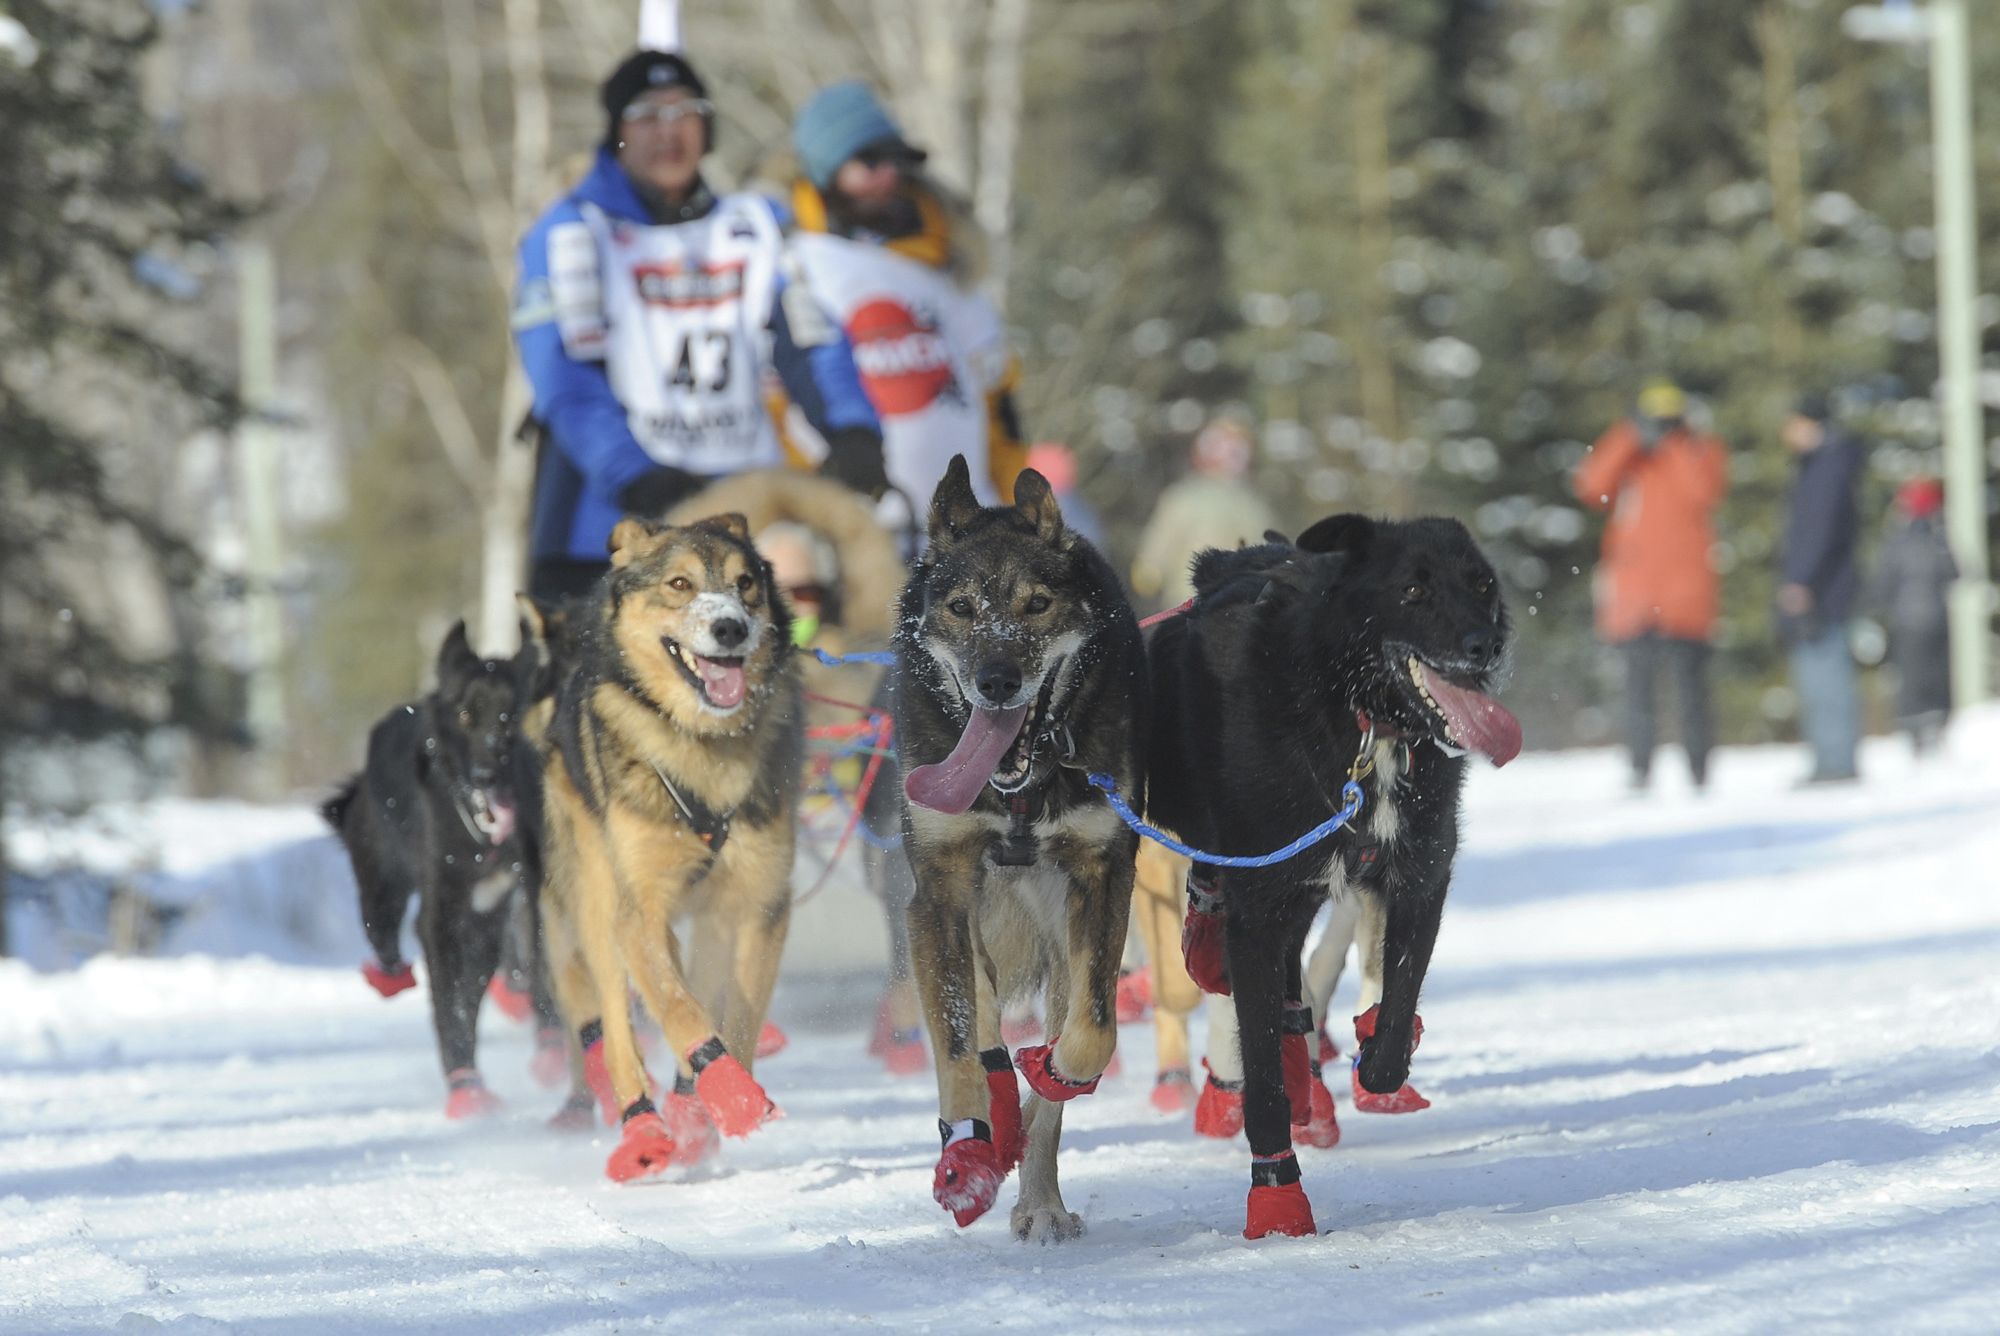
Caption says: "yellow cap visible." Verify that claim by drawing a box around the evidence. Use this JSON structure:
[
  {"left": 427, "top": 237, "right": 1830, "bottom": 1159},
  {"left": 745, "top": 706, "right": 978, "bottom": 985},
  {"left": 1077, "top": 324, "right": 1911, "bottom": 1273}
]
[{"left": 1637, "top": 380, "right": 1687, "bottom": 419}]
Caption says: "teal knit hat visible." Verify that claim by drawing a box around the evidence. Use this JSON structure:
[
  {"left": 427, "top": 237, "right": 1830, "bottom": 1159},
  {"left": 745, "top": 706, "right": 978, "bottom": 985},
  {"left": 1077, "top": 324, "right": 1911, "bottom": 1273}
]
[{"left": 793, "top": 81, "right": 922, "bottom": 190}]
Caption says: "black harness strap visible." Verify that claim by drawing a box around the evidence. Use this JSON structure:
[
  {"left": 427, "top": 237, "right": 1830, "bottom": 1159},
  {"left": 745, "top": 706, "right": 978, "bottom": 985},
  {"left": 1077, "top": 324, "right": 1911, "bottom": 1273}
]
[{"left": 649, "top": 761, "right": 734, "bottom": 854}]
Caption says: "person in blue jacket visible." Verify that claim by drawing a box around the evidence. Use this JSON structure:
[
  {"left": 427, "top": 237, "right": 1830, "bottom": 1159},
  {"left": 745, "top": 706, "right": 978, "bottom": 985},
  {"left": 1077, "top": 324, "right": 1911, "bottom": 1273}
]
[
  {"left": 512, "top": 47, "right": 886, "bottom": 599},
  {"left": 1776, "top": 391, "right": 1867, "bottom": 784}
]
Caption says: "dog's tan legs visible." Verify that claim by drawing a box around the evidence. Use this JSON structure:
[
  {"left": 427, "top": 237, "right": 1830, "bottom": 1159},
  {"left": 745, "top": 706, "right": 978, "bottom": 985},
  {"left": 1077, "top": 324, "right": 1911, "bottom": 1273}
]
[
  {"left": 906, "top": 872, "right": 990, "bottom": 1126},
  {"left": 574, "top": 871, "right": 652, "bottom": 1113},
  {"left": 1306, "top": 892, "right": 1364, "bottom": 1034},
  {"left": 716, "top": 888, "right": 791, "bottom": 1071},
  {"left": 1134, "top": 843, "right": 1197, "bottom": 1072},
  {"left": 1046, "top": 832, "right": 1136, "bottom": 1083},
  {"left": 1011, "top": 1092, "right": 1081, "bottom": 1242},
  {"left": 618, "top": 885, "right": 725, "bottom": 1070},
  {"left": 1354, "top": 893, "right": 1388, "bottom": 1014}
]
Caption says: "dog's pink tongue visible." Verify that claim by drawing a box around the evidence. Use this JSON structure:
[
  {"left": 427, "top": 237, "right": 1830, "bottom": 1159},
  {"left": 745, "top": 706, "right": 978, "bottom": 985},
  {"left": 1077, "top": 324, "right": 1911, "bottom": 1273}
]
[
  {"left": 1419, "top": 663, "right": 1523, "bottom": 767},
  {"left": 906, "top": 703, "right": 1030, "bottom": 814},
  {"left": 480, "top": 795, "right": 517, "bottom": 846},
  {"left": 695, "top": 655, "right": 747, "bottom": 709}
]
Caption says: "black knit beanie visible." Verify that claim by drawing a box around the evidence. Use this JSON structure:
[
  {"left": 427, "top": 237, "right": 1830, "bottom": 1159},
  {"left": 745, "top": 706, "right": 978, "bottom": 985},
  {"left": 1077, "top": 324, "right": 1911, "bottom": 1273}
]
[{"left": 600, "top": 50, "right": 710, "bottom": 151}]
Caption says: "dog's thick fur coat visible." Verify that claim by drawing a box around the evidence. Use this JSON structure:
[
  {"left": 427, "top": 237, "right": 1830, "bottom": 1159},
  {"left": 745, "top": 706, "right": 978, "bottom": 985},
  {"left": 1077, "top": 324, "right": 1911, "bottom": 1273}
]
[
  {"left": 894, "top": 456, "right": 1146, "bottom": 1240},
  {"left": 532, "top": 512, "right": 802, "bottom": 1169}
]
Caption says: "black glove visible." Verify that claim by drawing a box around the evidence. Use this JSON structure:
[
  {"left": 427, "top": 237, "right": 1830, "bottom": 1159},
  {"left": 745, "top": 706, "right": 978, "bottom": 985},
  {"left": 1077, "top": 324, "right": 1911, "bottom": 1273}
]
[
  {"left": 820, "top": 427, "right": 890, "bottom": 499},
  {"left": 618, "top": 465, "right": 705, "bottom": 517}
]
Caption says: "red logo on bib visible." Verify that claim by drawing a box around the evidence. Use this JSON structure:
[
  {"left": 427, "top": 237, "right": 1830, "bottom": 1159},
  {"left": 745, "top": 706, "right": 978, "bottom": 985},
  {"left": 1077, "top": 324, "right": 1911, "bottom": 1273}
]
[{"left": 848, "top": 299, "right": 956, "bottom": 416}]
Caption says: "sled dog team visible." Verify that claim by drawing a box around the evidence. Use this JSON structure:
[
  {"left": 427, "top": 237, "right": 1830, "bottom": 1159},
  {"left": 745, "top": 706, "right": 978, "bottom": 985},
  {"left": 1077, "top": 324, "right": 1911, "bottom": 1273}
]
[{"left": 326, "top": 457, "right": 1522, "bottom": 1241}]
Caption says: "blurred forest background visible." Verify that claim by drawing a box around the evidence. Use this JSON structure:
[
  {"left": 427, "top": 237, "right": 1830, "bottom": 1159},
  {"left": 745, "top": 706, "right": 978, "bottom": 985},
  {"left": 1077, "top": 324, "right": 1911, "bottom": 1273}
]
[{"left": 5, "top": 0, "right": 2000, "bottom": 812}]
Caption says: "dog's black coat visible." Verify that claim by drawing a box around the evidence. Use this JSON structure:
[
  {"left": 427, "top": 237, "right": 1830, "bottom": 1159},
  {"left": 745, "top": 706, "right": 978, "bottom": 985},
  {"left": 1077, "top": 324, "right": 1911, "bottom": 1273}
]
[
  {"left": 323, "top": 623, "right": 525, "bottom": 1083},
  {"left": 1148, "top": 514, "right": 1510, "bottom": 1172}
]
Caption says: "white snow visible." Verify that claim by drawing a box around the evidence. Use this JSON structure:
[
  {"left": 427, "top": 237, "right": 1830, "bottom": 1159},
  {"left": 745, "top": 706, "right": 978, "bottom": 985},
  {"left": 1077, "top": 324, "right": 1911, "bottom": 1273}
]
[{"left": 5, "top": 718, "right": 2000, "bottom": 1333}]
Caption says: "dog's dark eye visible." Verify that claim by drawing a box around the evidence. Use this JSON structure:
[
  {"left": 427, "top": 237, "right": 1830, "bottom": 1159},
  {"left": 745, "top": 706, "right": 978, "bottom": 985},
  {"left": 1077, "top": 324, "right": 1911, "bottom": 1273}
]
[
  {"left": 947, "top": 597, "right": 974, "bottom": 618},
  {"left": 667, "top": 575, "right": 693, "bottom": 593},
  {"left": 1403, "top": 583, "right": 1428, "bottom": 603},
  {"left": 736, "top": 573, "right": 755, "bottom": 594},
  {"left": 1024, "top": 593, "right": 1052, "bottom": 615},
  {"left": 1473, "top": 576, "right": 1494, "bottom": 596}
]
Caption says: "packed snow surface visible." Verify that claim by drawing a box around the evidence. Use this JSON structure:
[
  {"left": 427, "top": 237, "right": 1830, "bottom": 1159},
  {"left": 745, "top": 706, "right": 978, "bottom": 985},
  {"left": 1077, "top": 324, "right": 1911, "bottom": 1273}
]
[{"left": 5, "top": 717, "right": 1999, "bottom": 1333}]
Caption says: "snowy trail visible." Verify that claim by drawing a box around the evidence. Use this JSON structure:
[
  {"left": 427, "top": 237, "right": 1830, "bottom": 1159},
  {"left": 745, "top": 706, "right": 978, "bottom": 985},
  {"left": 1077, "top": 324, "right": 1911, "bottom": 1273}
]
[{"left": 5, "top": 722, "right": 2000, "bottom": 1333}]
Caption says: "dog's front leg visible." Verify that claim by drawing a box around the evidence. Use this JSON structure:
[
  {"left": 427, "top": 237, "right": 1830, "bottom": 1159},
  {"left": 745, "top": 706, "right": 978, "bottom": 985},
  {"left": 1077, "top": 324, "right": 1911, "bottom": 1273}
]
[
  {"left": 906, "top": 844, "right": 1004, "bottom": 1227},
  {"left": 1354, "top": 885, "right": 1444, "bottom": 1096},
  {"left": 1225, "top": 874, "right": 1318, "bottom": 1239},
  {"left": 1020, "top": 826, "right": 1134, "bottom": 1094}
]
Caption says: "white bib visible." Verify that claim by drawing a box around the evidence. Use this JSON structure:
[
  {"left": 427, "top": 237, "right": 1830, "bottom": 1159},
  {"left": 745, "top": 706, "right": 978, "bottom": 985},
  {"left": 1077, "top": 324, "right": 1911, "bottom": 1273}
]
[
  {"left": 788, "top": 233, "right": 1005, "bottom": 508},
  {"left": 583, "top": 196, "right": 783, "bottom": 475}
]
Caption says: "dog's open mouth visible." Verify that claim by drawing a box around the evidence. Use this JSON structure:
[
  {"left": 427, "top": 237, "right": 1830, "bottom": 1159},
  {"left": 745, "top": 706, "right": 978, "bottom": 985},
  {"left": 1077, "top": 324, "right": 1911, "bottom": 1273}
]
[
  {"left": 662, "top": 636, "right": 748, "bottom": 712},
  {"left": 470, "top": 788, "right": 517, "bottom": 845},
  {"left": 1399, "top": 654, "right": 1522, "bottom": 766}
]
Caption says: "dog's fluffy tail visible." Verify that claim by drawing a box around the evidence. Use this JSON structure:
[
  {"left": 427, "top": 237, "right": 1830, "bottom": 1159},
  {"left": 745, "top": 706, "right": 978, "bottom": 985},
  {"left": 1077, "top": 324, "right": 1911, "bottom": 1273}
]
[
  {"left": 319, "top": 775, "right": 360, "bottom": 833},
  {"left": 1189, "top": 539, "right": 1298, "bottom": 601}
]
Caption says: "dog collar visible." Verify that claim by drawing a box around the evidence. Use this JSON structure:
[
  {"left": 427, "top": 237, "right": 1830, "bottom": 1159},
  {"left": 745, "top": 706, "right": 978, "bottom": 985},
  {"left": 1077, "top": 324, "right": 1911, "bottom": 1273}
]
[{"left": 648, "top": 761, "right": 733, "bottom": 853}]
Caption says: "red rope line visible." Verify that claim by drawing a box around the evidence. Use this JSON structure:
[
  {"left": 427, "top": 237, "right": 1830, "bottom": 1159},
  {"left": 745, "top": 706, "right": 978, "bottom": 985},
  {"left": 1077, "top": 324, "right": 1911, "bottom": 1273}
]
[
  {"left": 1138, "top": 598, "right": 1194, "bottom": 629},
  {"left": 792, "top": 715, "right": 895, "bottom": 908}
]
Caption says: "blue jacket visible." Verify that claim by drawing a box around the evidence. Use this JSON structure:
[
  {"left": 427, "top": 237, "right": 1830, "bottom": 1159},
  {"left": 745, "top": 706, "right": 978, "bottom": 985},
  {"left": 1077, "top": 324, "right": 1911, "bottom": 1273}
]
[
  {"left": 513, "top": 151, "right": 879, "bottom": 566},
  {"left": 1781, "top": 427, "right": 1865, "bottom": 627}
]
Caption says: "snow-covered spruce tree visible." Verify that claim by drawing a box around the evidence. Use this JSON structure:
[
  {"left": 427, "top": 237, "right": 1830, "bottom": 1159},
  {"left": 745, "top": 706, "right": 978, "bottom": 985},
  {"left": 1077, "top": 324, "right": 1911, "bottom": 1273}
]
[{"left": 0, "top": 0, "right": 239, "bottom": 951}]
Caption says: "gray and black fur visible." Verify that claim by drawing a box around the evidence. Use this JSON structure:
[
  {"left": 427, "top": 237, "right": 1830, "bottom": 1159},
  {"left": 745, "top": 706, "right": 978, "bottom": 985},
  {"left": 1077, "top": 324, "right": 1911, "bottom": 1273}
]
[{"left": 893, "top": 455, "right": 1146, "bottom": 1241}]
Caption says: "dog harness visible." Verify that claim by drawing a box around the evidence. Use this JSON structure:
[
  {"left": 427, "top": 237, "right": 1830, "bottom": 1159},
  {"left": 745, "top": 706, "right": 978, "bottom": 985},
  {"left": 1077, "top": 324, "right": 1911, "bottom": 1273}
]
[
  {"left": 986, "top": 658, "right": 1079, "bottom": 867},
  {"left": 648, "top": 760, "right": 734, "bottom": 853}
]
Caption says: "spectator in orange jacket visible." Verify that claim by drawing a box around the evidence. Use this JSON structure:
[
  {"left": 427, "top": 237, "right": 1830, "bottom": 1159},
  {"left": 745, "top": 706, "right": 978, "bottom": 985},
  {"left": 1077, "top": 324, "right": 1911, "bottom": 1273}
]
[{"left": 1572, "top": 380, "right": 1729, "bottom": 790}]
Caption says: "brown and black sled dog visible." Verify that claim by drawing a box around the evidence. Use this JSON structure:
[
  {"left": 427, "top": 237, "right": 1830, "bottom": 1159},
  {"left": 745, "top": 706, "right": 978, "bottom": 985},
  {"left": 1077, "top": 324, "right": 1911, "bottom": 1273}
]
[
  {"left": 533, "top": 512, "right": 803, "bottom": 1183},
  {"left": 894, "top": 456, "right": 1146, "bottom": 1240}
]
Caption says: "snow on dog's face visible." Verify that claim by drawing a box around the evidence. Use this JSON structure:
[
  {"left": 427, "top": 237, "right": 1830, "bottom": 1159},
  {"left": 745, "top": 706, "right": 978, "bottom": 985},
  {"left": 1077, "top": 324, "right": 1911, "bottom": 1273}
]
[
  {"left": 606, "top": 513, "right": 790, "bottom": 735},
  {"left": 1295, "top": 514, "right": 1521, "bottom": 767},
  {"left": 902, "top": 458, "right": 1092, "bottom": 812}
]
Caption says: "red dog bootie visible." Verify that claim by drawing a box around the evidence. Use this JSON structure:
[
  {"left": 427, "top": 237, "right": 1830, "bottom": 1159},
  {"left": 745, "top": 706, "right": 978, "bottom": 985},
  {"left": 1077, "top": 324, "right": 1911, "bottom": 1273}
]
[
  {"left": 1282, "top": 1000, "right": 1315, "bottom": 1125},
  {"left": 484, "top": 974, "right": 532, "bottom": 1023},
  {"left": 1351, "top": 1005, "right": 1430, "bottom": 1114},
  {"left": 882, "top": 1029, "right": 928, "bottom": 1076},
  {"left": 530, "top": 1026, "right": 568, "bottom": 1090},
  {"left": 443, "top": 1069, "right": 502, "bottom": 1120},
  {"left": 605, "top": 1100, "right": 679, "bottom": 1183},
  {"left": 1297, "top": 1066, "right": 1341, "bottom": 1149},
  {"left": 1318, "top": 1022, "right": 1339, "bottom": 1067},
  {"left": 688, "top": 1037, "right": 779, "bottom": 1137},
  {"left": 1016, "top": 1039, "right": 1102, "bottom": 1102},
  {"left": 1116, "top": 969, "right": 1153, "bottom": 1024},
  {"left": 756, "top": 1020, "right": 788, "bottom": 1059},
  {"left": 658, "top": 1078, "right": 721, "bottom": 1168},
  {"left": 982, "top": 1048, "right": 1025, "bottom": 1173},
  {"left": 361, "top": 959, "right": 416, "bottom": 998},
  {"left": 578, "top": 1021, "right": 620, "bottom": 1126},
  {"left": 1151, "top": 1066, "right": 1196, "bottom": 1114},
  {"left": 1193, "top": 1060, "right": 1245, "bottom": 1139},
  {"left": 933, "top": 1120, "right": 1004, "bottom": 1227},
  {"left": 1181, "top": 872, "right": 1231, "bottom": 995},
  {"left": 1244, "top": 1150, "right": 1316, "bottom": 1239}
]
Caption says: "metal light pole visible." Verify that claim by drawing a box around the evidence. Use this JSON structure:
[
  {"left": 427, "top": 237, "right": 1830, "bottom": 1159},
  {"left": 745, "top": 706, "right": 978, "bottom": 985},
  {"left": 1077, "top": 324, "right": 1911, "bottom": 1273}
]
[{"left": 1845, "top": 0, "right": 1993, "bottom": 709}]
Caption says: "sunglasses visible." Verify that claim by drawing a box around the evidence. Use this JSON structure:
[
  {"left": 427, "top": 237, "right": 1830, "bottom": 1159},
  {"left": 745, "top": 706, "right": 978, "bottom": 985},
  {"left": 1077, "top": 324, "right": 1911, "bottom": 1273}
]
[
  {"left": 851, "top": 144, "right": 915, "bottom": 171},
  {"left": 621, "top": 97, "right": 712, "bottom": 127}
]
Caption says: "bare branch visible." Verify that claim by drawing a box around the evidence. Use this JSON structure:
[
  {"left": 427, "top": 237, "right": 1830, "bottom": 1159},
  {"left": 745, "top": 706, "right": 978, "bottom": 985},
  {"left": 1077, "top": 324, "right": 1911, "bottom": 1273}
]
[
  {"left": 329, "top": 8, "right": 478, "bottom": 224},
  {"left": 392, "top": 333, "right": 488, "bottom": 498}
]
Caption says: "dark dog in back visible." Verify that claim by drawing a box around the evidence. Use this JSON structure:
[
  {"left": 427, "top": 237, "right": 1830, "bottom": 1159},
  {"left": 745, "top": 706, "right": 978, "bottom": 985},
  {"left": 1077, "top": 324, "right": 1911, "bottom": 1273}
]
[
  {"left": 1147, "top": 514, "right": 1521, "bottom": 1238},
  {"left": 894, "top": 456, "right": 1146, "bottom": 1240},
  {"left": 322, "top": 621, "right": 523, "bottom": 1119}
]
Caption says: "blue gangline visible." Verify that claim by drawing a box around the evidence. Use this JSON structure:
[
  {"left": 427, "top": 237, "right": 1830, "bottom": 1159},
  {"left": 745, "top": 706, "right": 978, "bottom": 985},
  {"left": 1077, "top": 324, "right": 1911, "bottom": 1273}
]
[{"left": 1084, "top": 773, "right": 1367, "bottom": 869}]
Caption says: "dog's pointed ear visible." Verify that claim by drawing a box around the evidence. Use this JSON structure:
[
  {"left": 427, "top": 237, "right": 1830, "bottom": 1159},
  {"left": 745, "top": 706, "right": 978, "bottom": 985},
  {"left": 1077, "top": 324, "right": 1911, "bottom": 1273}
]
[
  {"left": 435, "top": 619, "right": 478, "bottom": 689},
  {"left": 927, "top": 454, "right": 982, "bottom": 547},
  {"left": 515, "top": 592, "right": 557, "bottom": 659},
  {"left": 1012, "top": 468, "right": 1066, "bottom": 544},
  {"left": 1296, "top": 514, "right": 1374, "bottom": 559},
  {"left": 608, "top": 516, "right": 670, "bottom": 569},
  {"left": 701, "top": 512, "right": 752, "bottom": 544}
]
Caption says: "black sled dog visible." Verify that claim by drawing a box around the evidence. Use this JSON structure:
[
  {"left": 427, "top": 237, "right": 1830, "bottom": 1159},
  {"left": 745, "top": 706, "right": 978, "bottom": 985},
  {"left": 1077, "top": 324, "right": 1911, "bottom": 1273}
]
[
  {"left": 894, "top": 456, "right": 1146, "bottom": 1240},
  {"left": 322, "top": 622, "right": 524, "bottom": 1119},
  {"left": 1147, "top": 515, "right": 1521, "bottom": 1238}
]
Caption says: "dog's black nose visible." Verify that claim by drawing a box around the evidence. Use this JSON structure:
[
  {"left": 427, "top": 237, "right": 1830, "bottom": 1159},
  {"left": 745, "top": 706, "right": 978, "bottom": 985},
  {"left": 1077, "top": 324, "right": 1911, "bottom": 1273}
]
[
  {"left": 974, "top": 661, "right": 1022, "bottom": 706},
  {"left": 711, "top": 617, "right": 748, "bottom": 650},
  {"left": 1461, "top": 629, "right": 1502, "bottom": 666}
]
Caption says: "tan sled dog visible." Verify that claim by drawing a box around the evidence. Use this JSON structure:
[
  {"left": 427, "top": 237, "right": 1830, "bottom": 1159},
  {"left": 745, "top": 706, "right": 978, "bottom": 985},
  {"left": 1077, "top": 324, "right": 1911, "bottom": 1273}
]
[{"left": 536, "top": 512, "right": 804, "bottom": 1182}]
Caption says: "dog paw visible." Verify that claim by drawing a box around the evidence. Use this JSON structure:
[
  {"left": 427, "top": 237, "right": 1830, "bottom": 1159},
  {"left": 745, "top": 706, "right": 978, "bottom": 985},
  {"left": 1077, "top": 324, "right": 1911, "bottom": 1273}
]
[
  {"left": 657, "top": 1092, "right": 721, "bottom": 1167},
  {"left": 484, "top": 974, "right": 533, "bottom": 1023},
  {"left": 1353, "top": 1046, "right": 1414, "bottom": 1099},
  {"left": 1351, "top": 1066, "right": 1430, "bottom": 1114},
  {"left": 604, "top": 1111, "right": 678, "bottom": 1183},
  {"left": 693, "top": 1053, "right": 780, "bottom": 1137},
  {"left": 1296, "top": 1076, "right": 1341, "bottom": 1148},
  {"left": 755, "top": 1020, "right": 788, "bottom": 1059},
  {"left": 934, "top": 1137, "right": 1003, "bottom": 1228},
  {"left": 361, "top": 959, "right": 416, "bottom": 998},
  {"left": 443, "top": 1074, "right": 503, "bottom": 1121},
  {"left": 1012, "top": 1204, "right": 1084, "bottom": 1244},
  {"left": 1015, "top": 1041, "right": 1101, "bottom": 1103},
  {"left": 1244, "top": 1182, "right": 1317, "bottom": 1239},
  {"left": 881, "top": 1036, "right": 928, "bottom": 1077},
  {"left": 1150, "top": 1067, "right": 1196, "bottom": 1114},
  {"left": 1193, "top": 1064, "right": 1245, "bottom": 1139}
]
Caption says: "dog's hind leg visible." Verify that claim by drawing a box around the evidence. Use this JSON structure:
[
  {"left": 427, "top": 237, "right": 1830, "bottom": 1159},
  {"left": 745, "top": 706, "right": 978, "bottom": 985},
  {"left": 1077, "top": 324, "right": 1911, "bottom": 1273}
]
[
  {"left": 1352, "top": 892, "right": 1387, "bottom": 1014},
  {"left": 1306, "top": 893, "right": 1363, "bottom": 1033},
  {"left": 1134, "top": 844, "right": 1198, "bottom": 1087}
]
